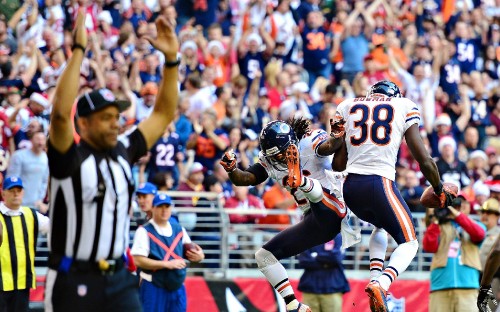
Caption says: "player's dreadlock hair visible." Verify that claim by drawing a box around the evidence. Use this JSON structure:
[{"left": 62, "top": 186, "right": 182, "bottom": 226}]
[{"left": 287, "top": 116, "right": 311, "bottom": 141}]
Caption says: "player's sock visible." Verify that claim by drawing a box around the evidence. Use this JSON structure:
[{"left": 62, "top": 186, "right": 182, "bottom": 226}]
[
  {"left": 299, "top": 177, "right": 323, "bottom": 203},
  {"left": 369, "top": 228, "right": 388, "bottom": 281},
  {"left": 378, "top": 239, "right": 419, "bottom": 291},
  {"left": 369, "top": 258, "right": 384, "bottom": 281},
  {"left": 285, "top": 299, "right": 300, "bottom": 309},
  {"left": 255, "top": 248, "right": 295, "bottom": 299}
]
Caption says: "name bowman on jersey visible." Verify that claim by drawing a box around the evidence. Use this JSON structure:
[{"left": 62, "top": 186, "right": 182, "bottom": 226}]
[
  {"left": 258, "top": 128, "right": 345, "bottom": 215},
  {"left": 335, "top": 96, "right": 421, "bottom": 181}
]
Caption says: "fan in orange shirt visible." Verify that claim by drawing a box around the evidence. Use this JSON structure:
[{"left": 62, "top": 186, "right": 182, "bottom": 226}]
[
  {"left": 204, "top": 40, "right": 230, "bottom": 87},
  {"left": 259, "top": 183, "right": 297, "bottom": 231}
]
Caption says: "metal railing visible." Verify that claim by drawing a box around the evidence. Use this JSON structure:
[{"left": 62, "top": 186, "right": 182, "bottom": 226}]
[{"left": 34, "top": 190, "right": 467, "bottom": 278}]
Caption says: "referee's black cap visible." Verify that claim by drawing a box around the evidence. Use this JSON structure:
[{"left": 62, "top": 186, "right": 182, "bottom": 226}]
[{"left": 76, "top": 88, "right": 130, "bottom": 118}]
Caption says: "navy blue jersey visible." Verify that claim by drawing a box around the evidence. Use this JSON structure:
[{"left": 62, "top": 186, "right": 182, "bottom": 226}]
[
  {"left": 454, "top": 38, "right": 480, "bottom": 74},
  {"left": 13, "top": 129, "right": 30, "bottom": 150},
  {"left": 439, "top": 57, "right": 461, "bottom": 99},
  {"left": 470, "top": 96, "right": 491, "bottom": 126},
  {"left": 147, "top": 133, "right": 181, "bottom": 179},
  {"left": 139, "top": 69, "right": 161, "bottom": 84},
  {"left": 301, "top": 26, "right": 332, "bottom": 72},
  {"left": 238, "top": 51, "right": 267, "bottom": 88}
]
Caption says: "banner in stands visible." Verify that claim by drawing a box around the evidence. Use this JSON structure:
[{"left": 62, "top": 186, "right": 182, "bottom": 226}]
[{"left": 31, "top": 276, "right": 429, "bottom": 311}]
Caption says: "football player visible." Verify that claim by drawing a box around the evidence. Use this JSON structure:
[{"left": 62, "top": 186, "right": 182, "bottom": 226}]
[
  {"left": 333, "top": 80, "right": 454, "bottom": 312},
  {"left": 220, "top": 117, "right": 347, "bottom": 312},
  {"left": 478, "top": 234, "right": 500, "bottom": 312}
]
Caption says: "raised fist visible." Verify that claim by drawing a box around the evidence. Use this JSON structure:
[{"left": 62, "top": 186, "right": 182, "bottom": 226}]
[
  {"left": 330, "top": 115, "right": 346, "bottom": 139},
  {"left": 220, "top": 149, "right": 237, "bottom": 172}
]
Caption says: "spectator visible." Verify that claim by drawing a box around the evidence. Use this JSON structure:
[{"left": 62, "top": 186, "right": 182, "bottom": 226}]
[
  {"left": 401, "top": 169, "right": 425, "bottom": 213},
  {"left": 176, "top": 162, "right": 205, "bottom": 231},
  {"left": 0, "top": 176, "right": 49, "bottom": 312},
  {"left": 186, "top": 108, "right": 229, "bottom": 171},
  {"left": 301, "top": 10, "right": 333, "bottom": 86},
  {"left": 298, "top": 234, "right": 350, "bottom": 312},
  {"left": 467, "top": 150, "right": 489, "bottom": 183},
  {"left": 340, "top": 2, "right": 373, "bottom": 83},
  {"left": 144, "top": 122, "right": 183, "bottom": 186},
  {"left": 423, "top": 195, "right": 486, "bottom": 312},
  {"left": 136, "top": 82, "right": 158, "bottom": 122},
  {"left": 225, "top": 185, "right": 265, "bottom": 268},
  {"left": 131, "top": 193, "right": 204, "bottom": 312},
  {"left": 259, "top": 182, "right": 296, "bottom": 231},
  {"left": 6, "top": 131, "right": 48, "bottom": 211},
  {"left": 225, "top": 185, "right": 264, "bottom": 225},
  {"left": 436, "top": 136, "right": 470, "bottom": 189},
  {"left": 478, "top": 198, "right": 500, "bottom": 310}
]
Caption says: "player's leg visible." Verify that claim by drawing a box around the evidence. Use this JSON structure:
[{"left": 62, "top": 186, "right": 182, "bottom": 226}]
[
  {"left": 343, "top": 175, "right": 388, "bottom": 281},
  {"left": 368, "top": 228, "right": 389, "bottom": 282},
  {"left": 374, "top": 177, "right": 419, "bottom": 293},
  {"left": 255, "top": 203, "right": 342, "bottom": 312}
]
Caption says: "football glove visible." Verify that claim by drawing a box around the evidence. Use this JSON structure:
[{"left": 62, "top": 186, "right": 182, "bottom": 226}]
[
  {"left": 478, "top": 285, "right": 497, "bottom": 312},
  {"left": 220, "top": 149, "right": 237, "bottom": 172},
  {"left": 434, "top": 183, "right": 456, "bottom": 209},
  {"left": 330, "top": 116, "right": 346, "bottom": 139}
]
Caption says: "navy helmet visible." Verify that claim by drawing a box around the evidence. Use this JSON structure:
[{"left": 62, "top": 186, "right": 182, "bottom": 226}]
[
  {"left": 367, "top": 80, "right": 402, "bottom": 98},
  {"left": 259, "top": 120, "right": 297, "bottom": 167}
]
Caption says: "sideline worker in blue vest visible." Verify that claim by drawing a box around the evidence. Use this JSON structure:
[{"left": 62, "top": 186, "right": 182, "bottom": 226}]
[
  {"left": 131, "top": 193, "right": 204, "bottom": 312},
  {"left": 0, "top": 176, "right": 50, "bottom": 311}
]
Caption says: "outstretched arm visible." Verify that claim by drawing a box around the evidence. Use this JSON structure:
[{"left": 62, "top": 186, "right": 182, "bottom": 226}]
[
  {"left": 137, "top": 17, "right": 179, "bottom": 149},
  {"left": 404, "top": 124, "right": 440, "bottom": 189},
  {"left": 220, "top": 150, "right": 268, "bottom": 186},
  {"left": 49, "top": 10, "right": 87, "bottom": 154},
  {"left": 317, "top": 137, "right": 344, "bottom": 156}
]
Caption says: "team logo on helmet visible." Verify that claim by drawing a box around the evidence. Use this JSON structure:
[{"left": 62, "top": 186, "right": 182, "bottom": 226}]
[{"left": 279, "top": 123, "right": 290, "bottom": 134}]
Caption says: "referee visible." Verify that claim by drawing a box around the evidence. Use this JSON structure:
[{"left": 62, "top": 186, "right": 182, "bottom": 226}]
[{"left": 44, "top": 11, "right": 179, "bottom": 312}]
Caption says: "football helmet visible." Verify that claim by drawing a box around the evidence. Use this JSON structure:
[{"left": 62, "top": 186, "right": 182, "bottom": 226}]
[
  {"left": 367, "top": 80, "right": 402, "bottom": 98},
  {"left": 259, "top": 120, "right": 297, "bottom": 170}
]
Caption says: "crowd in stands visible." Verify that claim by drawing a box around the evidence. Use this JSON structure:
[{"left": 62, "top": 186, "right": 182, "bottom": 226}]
[{"left": 0, "top": 0, "right": 499, "bottom": 263}]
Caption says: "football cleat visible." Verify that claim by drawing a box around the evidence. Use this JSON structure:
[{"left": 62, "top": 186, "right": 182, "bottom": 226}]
[
  {"left": 286, "top": 144, "right": 302, "bottom": 188},
  {"left": 365, "top": 281, "right": 389, "bottom": 312},
  {"left": 287, "top": 302, "right": 312, "bottom": 312}
]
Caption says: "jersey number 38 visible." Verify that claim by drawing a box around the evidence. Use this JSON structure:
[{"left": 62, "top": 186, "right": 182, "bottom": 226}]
[{"left": 349, "top": 104, "right": 394, "bottom": 146}]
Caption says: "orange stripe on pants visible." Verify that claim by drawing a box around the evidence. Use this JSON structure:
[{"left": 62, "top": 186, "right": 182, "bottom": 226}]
[{"left": 382, "top": 178, "right": 415, "bottom": 242}]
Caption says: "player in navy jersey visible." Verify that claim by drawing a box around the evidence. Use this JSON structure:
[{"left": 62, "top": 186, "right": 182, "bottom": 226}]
[
  {"left": 334, "top": 80, "right": 454, "bottom": 312},
  {"left": 220, "top": 117, "right": 352, "bottom": 312}
]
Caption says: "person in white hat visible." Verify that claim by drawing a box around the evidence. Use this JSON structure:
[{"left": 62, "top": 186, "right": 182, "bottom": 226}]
[
  {"left": 427, "top": 89, "right": 471, "bottom": 157},
  {"left": 436, "top": 136, "right": 471, "bottom": 189}
]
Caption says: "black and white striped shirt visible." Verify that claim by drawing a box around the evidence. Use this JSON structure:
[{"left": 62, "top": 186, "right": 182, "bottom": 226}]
[{"left": 48, "top": 128, "right": 147, "bottom": 261}]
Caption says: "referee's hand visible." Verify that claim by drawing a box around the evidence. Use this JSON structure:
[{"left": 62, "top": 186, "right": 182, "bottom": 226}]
[
  {"left": 73, "top": 9, "right": 88, "bottom": 50},
  {"left": 144, "top": 16, "right": 179, "bottom": 62}
]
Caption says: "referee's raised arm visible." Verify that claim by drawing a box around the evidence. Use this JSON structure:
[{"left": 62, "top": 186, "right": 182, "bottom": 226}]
[
  {"left": 137, "top": 16, "right": 180, "bottom": 150},
  {"left": 49, "top": 9, "right": 87, "bottom": 154}
]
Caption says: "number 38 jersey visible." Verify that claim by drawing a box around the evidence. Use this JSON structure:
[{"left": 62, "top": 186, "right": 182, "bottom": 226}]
[
  {"left": 258, "top": 129, "right": 343, "bottom": 213},
  {"left": 336, "top": 96, "right": 421, "bottom": 181}
]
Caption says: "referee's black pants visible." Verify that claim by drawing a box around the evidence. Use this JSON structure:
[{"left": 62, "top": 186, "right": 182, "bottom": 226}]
[
  {"left": 0, "top": 289, "right": 29, "bottom": 312},
  {"left": 44, "top": 266, "right": 142, "bottom": 312}
]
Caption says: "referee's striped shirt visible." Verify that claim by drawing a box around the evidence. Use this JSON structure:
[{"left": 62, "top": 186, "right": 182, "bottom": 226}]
[{"left": 48, "top": 128, "right": 147, "bottom": 261}]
